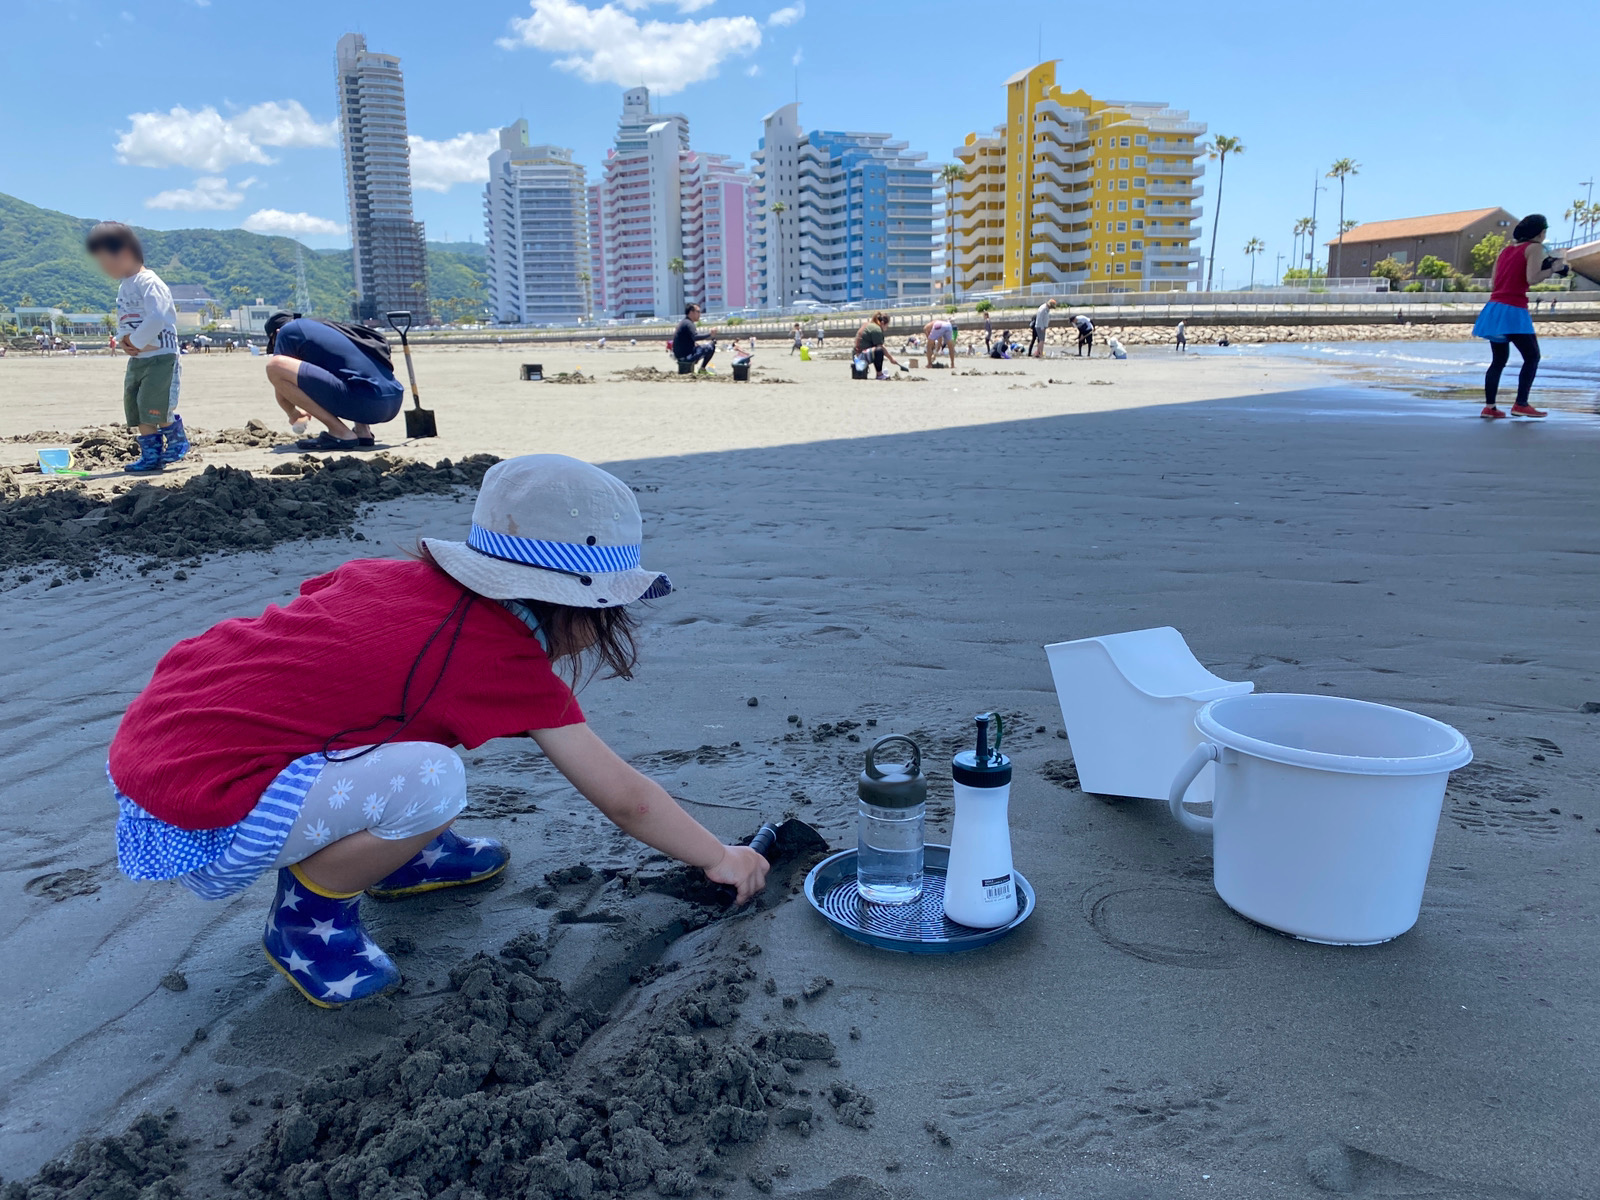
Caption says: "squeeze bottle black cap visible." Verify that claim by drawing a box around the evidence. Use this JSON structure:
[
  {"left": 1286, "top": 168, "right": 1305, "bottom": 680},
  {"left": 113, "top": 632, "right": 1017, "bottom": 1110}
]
[{"left": 952, "top": 712, "right": 1012, "bottom": 789}]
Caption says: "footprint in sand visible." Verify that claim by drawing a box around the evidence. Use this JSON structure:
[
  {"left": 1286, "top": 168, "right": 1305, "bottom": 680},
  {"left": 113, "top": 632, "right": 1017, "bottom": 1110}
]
[{"left": 24, "top": 867, "right": 102, "bottom": 900}]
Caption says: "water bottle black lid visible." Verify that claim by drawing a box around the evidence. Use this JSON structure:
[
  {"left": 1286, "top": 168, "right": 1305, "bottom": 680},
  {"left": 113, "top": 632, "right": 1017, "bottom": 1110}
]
[
  {"left": 952, "top": 712, "right": 1012, "bottom": 789},
  {"left": 858, "top": 734, "right": 926, "bottom": 809}
]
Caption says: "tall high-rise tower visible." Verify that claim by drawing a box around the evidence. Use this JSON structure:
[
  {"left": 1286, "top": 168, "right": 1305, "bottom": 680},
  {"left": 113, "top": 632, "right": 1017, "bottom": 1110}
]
[{"left": 336, "top": 33, "right": 430, "bottom": 322}]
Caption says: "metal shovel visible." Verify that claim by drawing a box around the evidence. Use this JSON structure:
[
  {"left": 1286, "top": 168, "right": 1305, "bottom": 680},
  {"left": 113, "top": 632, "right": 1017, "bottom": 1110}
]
[{"left": 385, "top": 311, "right": 437, "bottom": 439}]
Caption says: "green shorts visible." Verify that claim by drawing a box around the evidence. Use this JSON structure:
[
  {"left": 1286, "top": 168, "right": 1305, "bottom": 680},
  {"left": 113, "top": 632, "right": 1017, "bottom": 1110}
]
[{"left": 123, "top": 354, "right": 181, "bottom": 428}]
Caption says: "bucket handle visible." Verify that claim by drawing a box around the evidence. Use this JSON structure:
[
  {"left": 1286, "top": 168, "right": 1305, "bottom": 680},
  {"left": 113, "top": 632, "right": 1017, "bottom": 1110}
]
[{"left": 1168, "top": 743, "right": 1218, "bottom": 835}]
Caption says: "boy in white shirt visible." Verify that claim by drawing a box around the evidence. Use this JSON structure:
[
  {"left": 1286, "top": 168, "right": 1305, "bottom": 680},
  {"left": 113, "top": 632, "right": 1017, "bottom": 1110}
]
[{"left": 86, "top": 222, "right": 188, "bottom": 472}]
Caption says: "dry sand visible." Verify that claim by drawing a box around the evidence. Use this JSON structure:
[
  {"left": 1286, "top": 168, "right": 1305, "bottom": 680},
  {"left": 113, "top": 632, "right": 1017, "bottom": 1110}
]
[{"left": 0, "top": 341, "right": 1597, "bottom": 1199}]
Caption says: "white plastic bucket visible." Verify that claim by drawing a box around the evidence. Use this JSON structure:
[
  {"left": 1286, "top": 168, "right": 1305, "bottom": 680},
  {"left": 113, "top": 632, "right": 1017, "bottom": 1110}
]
[{"left": 1168, "top": 693, "right": 1472, "bottom": 945}]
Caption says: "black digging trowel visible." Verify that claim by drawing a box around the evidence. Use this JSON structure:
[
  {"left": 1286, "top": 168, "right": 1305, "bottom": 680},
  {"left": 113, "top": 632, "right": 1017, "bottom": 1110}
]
[
  {"left": 721, "top": 818, "right": 829, "bottom": 911},
  {"left": 749, "top": 818, "right": 829, "bottom": 868}
]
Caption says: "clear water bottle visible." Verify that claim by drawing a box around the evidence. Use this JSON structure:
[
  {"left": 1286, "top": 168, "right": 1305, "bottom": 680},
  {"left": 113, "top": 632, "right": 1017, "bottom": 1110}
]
[{"left": 856, "top": 734, "right": 926, "bottom": 905}]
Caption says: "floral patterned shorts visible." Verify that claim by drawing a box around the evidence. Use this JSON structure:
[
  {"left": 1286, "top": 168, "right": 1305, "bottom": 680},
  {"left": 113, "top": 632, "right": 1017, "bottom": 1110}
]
[{"left": 271, "top": 741, "right": 469, "bottom": 869}]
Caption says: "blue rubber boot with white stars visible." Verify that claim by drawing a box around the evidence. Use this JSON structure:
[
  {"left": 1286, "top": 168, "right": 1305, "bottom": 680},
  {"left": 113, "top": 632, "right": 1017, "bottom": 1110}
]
[
  {"left": 365, "top": 828, "right": 509, "bottom": 900},
  {"left": 158, "top": 414, "right": 190, "bottom": 464},
  {"left": 262, "top": 864, "right": 400, "bottom": 1008}
]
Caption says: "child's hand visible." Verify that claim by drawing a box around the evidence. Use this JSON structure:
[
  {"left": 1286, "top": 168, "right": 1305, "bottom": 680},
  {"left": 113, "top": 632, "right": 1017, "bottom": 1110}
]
[
  {"left": 119, "top": 335, "right": 139, "bottom": 356},
  {"left": 705, "top": 845, "right": 770, "bottom": 905}
]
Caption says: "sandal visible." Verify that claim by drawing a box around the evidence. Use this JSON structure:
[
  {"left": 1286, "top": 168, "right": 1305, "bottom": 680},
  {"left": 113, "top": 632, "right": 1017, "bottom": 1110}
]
[
  {"left": 356, "top": 436, "right": 376, "bottom": 448},
  {"left": 296, "top": 431, "right": 359, "bottom": 451}
]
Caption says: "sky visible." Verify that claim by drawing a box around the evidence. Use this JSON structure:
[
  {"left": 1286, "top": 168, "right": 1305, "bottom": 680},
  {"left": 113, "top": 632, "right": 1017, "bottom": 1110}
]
[{"left": 3, "top": 0, "right": 1598, "bottom": 287}]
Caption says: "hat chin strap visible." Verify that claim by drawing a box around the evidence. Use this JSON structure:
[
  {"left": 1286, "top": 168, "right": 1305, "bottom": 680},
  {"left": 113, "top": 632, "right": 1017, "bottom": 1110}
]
[{"left": 466, "top": 524, "right": 641, "bottom": 574}]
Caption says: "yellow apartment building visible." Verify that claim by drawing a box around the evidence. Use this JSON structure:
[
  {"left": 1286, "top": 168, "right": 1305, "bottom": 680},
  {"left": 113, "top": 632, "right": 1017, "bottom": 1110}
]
[{"left": 953, "top": 62, "right": 1207, "bottom": 293}]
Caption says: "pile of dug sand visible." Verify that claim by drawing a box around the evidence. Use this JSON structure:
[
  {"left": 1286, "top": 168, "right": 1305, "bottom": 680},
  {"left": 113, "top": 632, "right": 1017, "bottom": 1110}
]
[
  {"left": 608, "top": 367, "right": 792, "bottom": 385},
  {"left": 5, "top": 919, "right": 867, "bottom": 1200},
  {"left": 0, "top": 450, "right": 499, "bottom": 579}
]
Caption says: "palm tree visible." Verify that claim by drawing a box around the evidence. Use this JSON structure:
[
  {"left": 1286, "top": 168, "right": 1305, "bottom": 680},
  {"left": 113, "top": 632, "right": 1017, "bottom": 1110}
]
[
  {"left": 1326, "top": 158, "right": 1359, "bottom": 277},
  {"left": 1242, "top": 237, "right": 1265, "bottom": 288},
  {"left": 1204, "top": 135, "right": 1245, "bottom": 291},
  {"left": 1565, "top": 199, "right": 1586, "bottom": 243},
  {"left": 1291, "top": 217, "right": 1314, "bottom": 279},
  {"left": 938, "top": 162, "right": 967, "bottom": 301},
  {"left": 577, "top": 269, "right": 592, "bottom": 322},
  {"left": 768, "top": 200, "right": 788, "bottom": 306}
]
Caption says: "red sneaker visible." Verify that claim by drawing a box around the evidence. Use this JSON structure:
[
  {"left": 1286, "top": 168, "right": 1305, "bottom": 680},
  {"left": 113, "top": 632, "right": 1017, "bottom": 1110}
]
[
  {"left": 1510, "top": 404, "right": 1547, "bottom": 418},
  {"left": 1480, "top": 405, "right": 1507, "bottom": 419}
]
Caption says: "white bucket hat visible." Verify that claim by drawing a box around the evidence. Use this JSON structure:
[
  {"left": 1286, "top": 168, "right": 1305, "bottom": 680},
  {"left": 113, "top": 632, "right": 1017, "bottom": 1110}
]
[{"left": 422, "top": 455, "right": 672, "bottom": 608}]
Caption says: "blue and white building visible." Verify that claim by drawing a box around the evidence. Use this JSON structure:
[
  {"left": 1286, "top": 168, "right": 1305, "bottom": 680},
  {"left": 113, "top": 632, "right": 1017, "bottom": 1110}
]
[{"left": 752, "top": 103, "right": 937, "bottom": 309}]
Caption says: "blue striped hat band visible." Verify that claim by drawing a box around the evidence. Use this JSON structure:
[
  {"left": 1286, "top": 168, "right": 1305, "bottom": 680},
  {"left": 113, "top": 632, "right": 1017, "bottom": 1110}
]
[{"left": 467, "top": 524, "right": 642, "bottom": 574}]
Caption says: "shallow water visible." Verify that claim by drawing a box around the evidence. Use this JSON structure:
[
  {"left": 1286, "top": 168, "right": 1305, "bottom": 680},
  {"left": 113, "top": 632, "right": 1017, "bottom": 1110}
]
[{"left": 1223, "top": 337, "right": 1600, "bottom": 415}]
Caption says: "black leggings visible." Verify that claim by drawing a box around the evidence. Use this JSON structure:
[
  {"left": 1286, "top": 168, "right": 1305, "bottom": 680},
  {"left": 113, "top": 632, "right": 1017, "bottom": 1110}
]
[{"left": 1485, "top": 333, "right": 1540, "bottom": 407}]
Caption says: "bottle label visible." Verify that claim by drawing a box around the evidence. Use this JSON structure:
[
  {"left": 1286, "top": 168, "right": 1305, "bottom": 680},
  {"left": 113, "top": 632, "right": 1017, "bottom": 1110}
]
[{"left": 981, "top": 873, "right": 1013, "bottom": 901}]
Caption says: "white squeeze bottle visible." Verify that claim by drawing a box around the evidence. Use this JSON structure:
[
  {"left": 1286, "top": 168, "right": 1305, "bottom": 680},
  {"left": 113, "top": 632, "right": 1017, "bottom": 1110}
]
[{"left": 943, "top": 712, "right": 1018, "bottom": 929}]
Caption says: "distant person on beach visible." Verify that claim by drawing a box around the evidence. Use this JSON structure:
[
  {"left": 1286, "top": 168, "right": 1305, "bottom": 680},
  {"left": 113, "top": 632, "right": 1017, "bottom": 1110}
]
[
  {"left": 1175, "top": 320, "right": 1187, "bottom": 352},
  {"left": 923, "top": 318, "right": 958, "bottom": 369},
  {"left": 673, "top": 303, "right": 716, "bottom": 373},
  {"left": 790, "top": 323, "right": 804, "bottom": 355},
  {"left": 1107, "top": 335, "right": 1128, "bottom": 360},
  {"left": 854, "top": 311, "right": 906, "bottom": 379},
  {"left": 1073, "top": 313, "right": 1095, "bottom": 356},
  {"left": 1028, "top": 297, "right": 1057, "bottom": 358},
  {"left": 264, "top": 312, "right": 405, "bottom": 451},
  {"left": 989, "top": 331, "right": 1013, "bottom": 360},
  {"left": 984, "top": 312, "right": 993, "bottom": 351},
  {"left": 1472, "top": 213, "right": 1567, "bottom": 419},
  {"left": 85, "top": 221, "right": 187, "bottom": 473},
  {"left": 105, "top": 455, "right": 769, "bottom": 1008}
]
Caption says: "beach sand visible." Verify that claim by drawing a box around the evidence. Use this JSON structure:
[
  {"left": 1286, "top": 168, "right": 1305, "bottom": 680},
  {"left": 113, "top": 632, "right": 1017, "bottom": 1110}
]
[{"left": 1, "top": 342, "right": 1596, "bottom": 1198}]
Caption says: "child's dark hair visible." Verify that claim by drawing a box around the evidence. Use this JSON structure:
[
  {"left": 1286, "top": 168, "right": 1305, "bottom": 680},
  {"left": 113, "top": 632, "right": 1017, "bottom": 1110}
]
[
  {"left": 411, "top": 543, "right": 640, "bottom": 684},
  {"left": 85, "top": 222, "right": 144, "bottom": 263},
  {"left": 515, "top": 598, "right": 640, "bottom": 683},
  {"left": 1513, "top": 214, "right": 1548, "bottom": 242}
]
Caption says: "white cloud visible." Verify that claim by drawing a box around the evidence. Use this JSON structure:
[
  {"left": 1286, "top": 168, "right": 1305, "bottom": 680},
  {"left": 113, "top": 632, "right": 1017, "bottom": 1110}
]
[
  {"left": 767, "top": 1, "right": 803, "bottom": 26},
  {"left": 745, "top": 62, "right": 761, "bottom": 76},
  {"left": 145, "top": 175, "right": 254, "bottom": 211},
  {"left": 499, "top": 0, "right": 761, "bottom": 94},
  {"left": 241, "top": 209, "right": 344, "bottom": 237},
  {"left": 409, "top": 129, "right": 500, "bottom": 192},
  {"left": 115, "top": 101, "right": 336, "bottom": 172},
  {"left": 791, "top": 45, "right": 802, "bottom": 65}
]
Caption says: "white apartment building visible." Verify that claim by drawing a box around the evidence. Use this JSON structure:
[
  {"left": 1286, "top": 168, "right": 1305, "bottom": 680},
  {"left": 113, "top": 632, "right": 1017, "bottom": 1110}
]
[{"left": 484, "top": 120, "right": 589, "bottom": 325}]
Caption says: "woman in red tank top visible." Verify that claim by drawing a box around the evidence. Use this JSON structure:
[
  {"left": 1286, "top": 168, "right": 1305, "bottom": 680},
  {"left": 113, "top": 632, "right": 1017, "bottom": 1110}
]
[{"left": 1470, "top": 213, "right": 1567, "bottom": 417}]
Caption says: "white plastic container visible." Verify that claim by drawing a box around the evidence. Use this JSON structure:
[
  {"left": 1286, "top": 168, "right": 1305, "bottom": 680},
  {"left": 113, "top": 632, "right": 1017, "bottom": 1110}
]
[
  {"left": 943, "top": 714, "right": 1018, "bottom": 929},
  {"left": 1168, "top": 693, "right": 1472, "bottom": 945},
  {"left": 1045, "top": 627, "right": 1252, "bottom": 802}
]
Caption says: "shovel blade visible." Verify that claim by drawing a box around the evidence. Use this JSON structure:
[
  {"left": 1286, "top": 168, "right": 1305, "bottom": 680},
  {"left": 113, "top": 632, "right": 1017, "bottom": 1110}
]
[{"left": 405, "top": 407, "right": 438, "bottom": 439}]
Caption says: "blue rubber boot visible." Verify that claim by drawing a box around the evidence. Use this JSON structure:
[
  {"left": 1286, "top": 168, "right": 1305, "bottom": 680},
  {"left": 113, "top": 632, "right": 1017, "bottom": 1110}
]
[
  {"left": 122, "top": 431, "right": 165, "bottom": 474},
  {"left": 158, "top": 414, "right": 190, "bottom": 464},
  {"left": 366, "top": 829, "right": 509, "bottom": 900},
  {"left": 262, "top": 865, "right": 400, "bottom": 1008}
]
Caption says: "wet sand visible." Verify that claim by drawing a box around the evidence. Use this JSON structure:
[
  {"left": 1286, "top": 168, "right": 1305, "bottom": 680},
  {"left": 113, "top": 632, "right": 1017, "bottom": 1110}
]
[{"left": 1, "top": 344, "right": 1597, "bottom": 1198}]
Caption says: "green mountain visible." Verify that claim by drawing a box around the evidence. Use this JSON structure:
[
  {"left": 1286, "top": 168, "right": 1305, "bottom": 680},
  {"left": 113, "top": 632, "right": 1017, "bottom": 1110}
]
[{"left": 0, "top": 192, "right": 485, "bottom": 319}]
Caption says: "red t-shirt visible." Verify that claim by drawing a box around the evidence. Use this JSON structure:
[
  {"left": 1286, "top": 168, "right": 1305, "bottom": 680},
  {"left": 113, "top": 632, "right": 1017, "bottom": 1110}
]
[{"left": 109, "top": 558, "right": 583, "bottom": 829}]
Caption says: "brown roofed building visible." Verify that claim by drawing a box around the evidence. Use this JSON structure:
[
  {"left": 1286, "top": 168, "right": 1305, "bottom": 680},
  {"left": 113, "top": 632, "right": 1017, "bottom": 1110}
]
[{"left": 1326, "top": 207, "right": 1516, "bottom": 277}]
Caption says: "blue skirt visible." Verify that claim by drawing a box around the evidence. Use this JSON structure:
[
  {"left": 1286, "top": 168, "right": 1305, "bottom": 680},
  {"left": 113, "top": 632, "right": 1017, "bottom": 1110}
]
[{"left": 1472, "top": 302, "right": 1535, "bottom": 342}]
